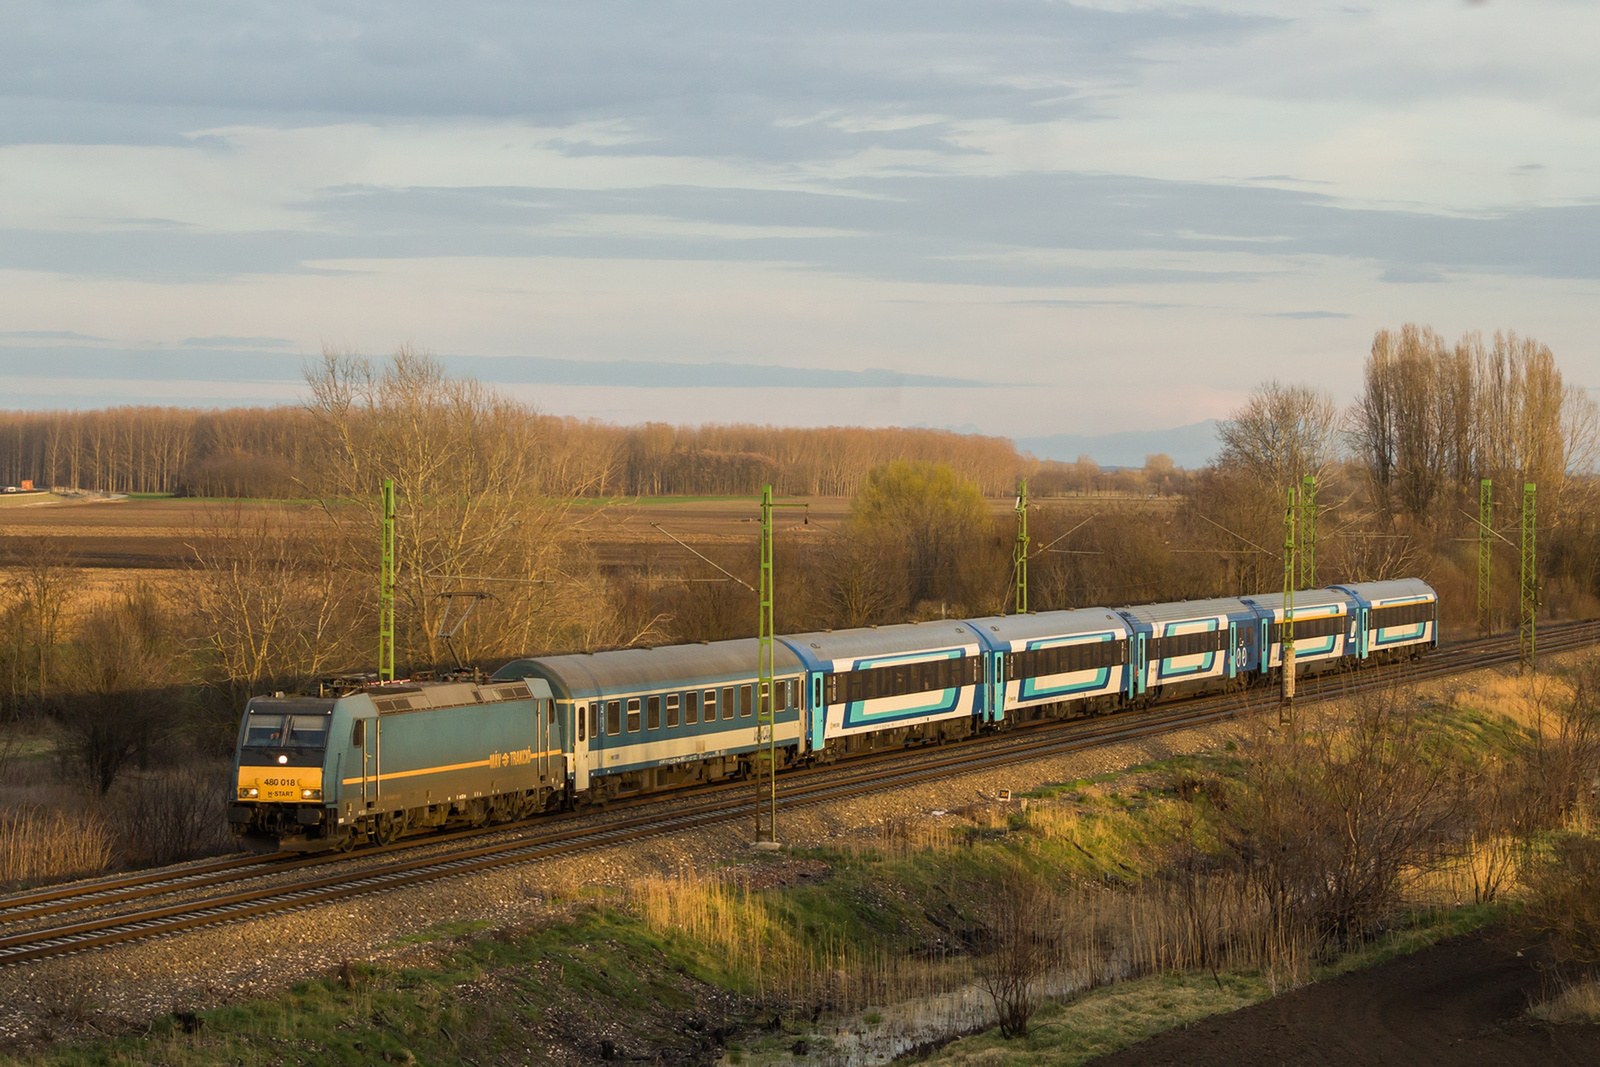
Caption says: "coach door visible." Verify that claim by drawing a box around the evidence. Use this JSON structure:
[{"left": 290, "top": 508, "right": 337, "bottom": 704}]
[
  {"left": 1227, "top": 623, "right": 1239, "bottom": 680},
  {"left": 573, "top": 703, "right": 592, "bottom": 792},
  {"left": 989, "top": 651, "right": 1006, "bottom": 722}
]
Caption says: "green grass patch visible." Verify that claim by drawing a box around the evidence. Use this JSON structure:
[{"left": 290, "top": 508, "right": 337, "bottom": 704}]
[
  {"left": 922, "top": 971, "right": 1270, "bottom": 1066},
  {"left": 916, "top": 902, "right": 1505, "bottom": 1066}
]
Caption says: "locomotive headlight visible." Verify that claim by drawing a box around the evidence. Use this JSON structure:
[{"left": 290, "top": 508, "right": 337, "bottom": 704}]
[
  {"left": 247, "top": 787, "right": 259, "bottom": 798},
  {"left": 277, "top": 754, "right": 289, "bottom": 765},
  {"left": 301, "top": 788, "right": 322, "bottom": 799}
]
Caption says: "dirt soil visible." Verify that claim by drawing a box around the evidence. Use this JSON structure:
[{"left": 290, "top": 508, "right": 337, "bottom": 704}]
[{"left": 1091, "top": 925, "right": 1600, "bottom": 1066}]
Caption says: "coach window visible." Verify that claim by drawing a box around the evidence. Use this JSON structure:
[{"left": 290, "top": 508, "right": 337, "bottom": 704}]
[
  {"left": 647, "top": 695, "right": 661, "bottom": 730},
  {"left": 666, "top": 693, "right": 680, "bottom": 728},
  {"left": 685, "top": 690, "right": 699, "bottom": 724},
  {"left": 722, "top": 687, "right": 735, "bottom": 720},
  {"left": 577, "top": 705, "right": 586, "bottom": 742},
  {"left": 705, "top": 689, "right": 718, "bottom": 720},
  {"left": 627, "top": 698, "right": 642, "bottom": 733},
  {"left": 606, "top": 701, "right": 621, "bottom": 736},
  {"left": 739, "top": 684, "right": 753, "bottom": 717}
]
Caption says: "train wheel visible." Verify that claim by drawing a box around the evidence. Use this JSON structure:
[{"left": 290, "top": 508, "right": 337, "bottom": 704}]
[
  {"left": 334, "top": 829, "right": 358, "bottom": 853},
  {"left": 373, "top": 813, "right": 401, "bottom": 846}
]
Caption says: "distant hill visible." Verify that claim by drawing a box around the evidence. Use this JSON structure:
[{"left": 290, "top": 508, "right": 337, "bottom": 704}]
[{"left": 1014, "top": 420, "right": 1222, "bottom": 470}]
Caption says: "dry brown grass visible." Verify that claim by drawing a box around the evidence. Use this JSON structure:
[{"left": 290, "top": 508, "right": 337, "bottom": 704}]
[
  {"left": 0, "top": 804, "right": 113, "bottom": 887},
  {"left": 1529, "top": 978, "right": 1600, "bottom": 1024}
]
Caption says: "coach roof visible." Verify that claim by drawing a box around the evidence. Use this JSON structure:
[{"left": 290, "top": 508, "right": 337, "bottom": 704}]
[
  {"left": 494, "top": 638, "right": 804, "bottom": 700},
  {"left": 1117, "top": 597, "right": 1257, "bottom": 626},
  {"left": 966, "top": 608, "right": 1128, "bottom": 647},
  {"left": 1332, "top": 579, "right": 1437, "bottom": 603},
  {"left": 780, "top": 620, "right": 982, "bottom": 668}
]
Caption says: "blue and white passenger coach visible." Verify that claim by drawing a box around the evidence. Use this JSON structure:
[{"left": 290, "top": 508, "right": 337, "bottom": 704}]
[
  {"left": 1242, "top": 588, "right": 1354, "bottom": 677},
  {"left": 780, "top": 621, "right": 987, "bottom": 755},
  {"left": 1115, "top": 597, "right": 1260, "bottom": 699},
  {"left": 968, "top": 608, "right": 1131, "bottom": 723},
  {"left": 493, "top": 638, "right": 806, "bottom": 801},
  {"left": 1333, "top": 579, "right": 1439, "bottom": 660}
]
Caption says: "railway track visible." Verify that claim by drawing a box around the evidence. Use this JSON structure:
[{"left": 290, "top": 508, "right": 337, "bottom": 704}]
[{"left": 2, "top": 619, "right": 1593, "bottom": 968}]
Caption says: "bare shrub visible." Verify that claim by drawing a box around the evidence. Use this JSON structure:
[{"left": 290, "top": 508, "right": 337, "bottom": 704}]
[
  {"left": 54, "top": 584, "right": 185, "bottom": 795},
  {"left": 0, "top": 805, "right": 113, "bottom": 886},
  {"left": 1511, "top": 669, "right": 1600, "bottom": 832},
  {"left": 1217, "top": 689, "right": 1469, "bottom": 951},
  {"left": 976, "top": 863, "right": 1048, "bottom": 1038},
  {"left": 113, "top": 762, "right": 234, "bottom": 868},
  {"left": 1519, "top": 833, "right": 1600, "bottom": 982}
]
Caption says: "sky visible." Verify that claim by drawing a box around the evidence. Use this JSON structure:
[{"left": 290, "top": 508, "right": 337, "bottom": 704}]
[{"left": 2, "top": 1, "right": 1597, "bottom": 445}]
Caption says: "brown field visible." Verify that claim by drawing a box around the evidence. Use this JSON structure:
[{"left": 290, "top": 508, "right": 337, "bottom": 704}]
[
  {"left": 0, "top": 491, "right": 1180, "bottom": 627},
  {"left": 0, "top": 491, "right": 1170, "bottom": 571}
]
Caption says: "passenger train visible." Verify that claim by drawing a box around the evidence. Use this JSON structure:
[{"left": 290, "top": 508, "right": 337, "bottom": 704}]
[{"left": 229, "top": 579, "right": 1438, "bottom": 850}]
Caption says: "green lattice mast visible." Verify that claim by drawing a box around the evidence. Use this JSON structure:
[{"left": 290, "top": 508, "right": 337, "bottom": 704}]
[
  {"left": 1478, "top": 479, "right": 1492, "bottom": 637},
  {"left": 754, "top": 484, "right": 779, "bottom": 847},
  {"left": 1299, "top": 474, "right": 1315, "bottom": 590},
  {"left": 379, "top": 478, "right": 396, "bottom": 682},
  {"left": 1521, "top": 482, "right": 1537, "bottom": 674},
  {"left": 1014, "top": 479, "right": 1029, "bottom": 614},
  {"left": 1282, "top": 483, "right": 1297, "bottom": 714}
]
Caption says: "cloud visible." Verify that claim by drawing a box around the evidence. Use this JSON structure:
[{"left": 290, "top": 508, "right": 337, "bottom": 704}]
[
  {"left": 2, "top": 1, "right": 1598, "bottom": 432},
  {"left": 1268, "top": 310, "right": 1352, "bottom": 319},
  {"left": 1379, "top": 266, "right": 1446, "bottom": 284},
  {"left": 0, "top": 342, "right": 990, "bottom": 390}
]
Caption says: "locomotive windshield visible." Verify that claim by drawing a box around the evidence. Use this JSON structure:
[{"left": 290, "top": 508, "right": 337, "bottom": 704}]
[
  {"left": 241, "top": 698, "right": 335, "bottom": 751},
  {"left": 244, "top": 713, "right": 329, "bottom": 749}
]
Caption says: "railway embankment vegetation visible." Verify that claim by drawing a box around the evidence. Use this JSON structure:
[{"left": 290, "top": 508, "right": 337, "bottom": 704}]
[
  {"left": 6, "top": 663, "right": 1599, "bottom": 1064},
  {"left": 0, "top": 323, "right": 1599, "bottom": 1049}
]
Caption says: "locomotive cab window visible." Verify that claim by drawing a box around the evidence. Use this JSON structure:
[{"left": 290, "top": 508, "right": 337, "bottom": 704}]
[
  {"left": 646, "top": 695, "right": 661, "bottom": 731},
  {"left": 351, "top": 719, "right": 365, "bottom": 747},
  {"left": 666, "top": 693, "right": 680, "bottom": 728},
  {"left": 686, "top": 691, "right": 699, "bottom": 724},
  {"left": 244, "top": 712, "right": 329, "bottom": 750},
  {"left": 627, "top": 698, "right": 642, "bottom": 733}
]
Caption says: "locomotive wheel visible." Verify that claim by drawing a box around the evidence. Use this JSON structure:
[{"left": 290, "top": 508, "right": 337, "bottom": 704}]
[
  {"left": 334, "top": 829, "right": 358, "bottom": 853},
  {"left": 373, "top": 813, "right": 402, "bottom": 846}
]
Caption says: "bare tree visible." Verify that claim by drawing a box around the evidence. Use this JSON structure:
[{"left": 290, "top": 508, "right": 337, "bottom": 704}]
[
  {"left": 1218, "top": 380, "right": 1341, "bottom": 491},
  {"left": 185, "top": 504, "right": 364, "bottom": 708},
  {"left": 301, "top": 348, "right": 620, "bottom": 667}
]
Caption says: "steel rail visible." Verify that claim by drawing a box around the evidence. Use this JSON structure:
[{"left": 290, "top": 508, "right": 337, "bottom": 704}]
[
  {"left": 10, "top": 616, "right": 1588, "bottom": 927},
  {"left": 3, "top": 619, "right": 1595, "bottom": 965}
]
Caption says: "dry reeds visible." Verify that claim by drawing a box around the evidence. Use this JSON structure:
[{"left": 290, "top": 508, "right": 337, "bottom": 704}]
[
  {"left": 632, "top": 865, "right": 978, "bottom": 1013},
  {"left": 0, "top": 804, "right": 113, "bottom": 887}
]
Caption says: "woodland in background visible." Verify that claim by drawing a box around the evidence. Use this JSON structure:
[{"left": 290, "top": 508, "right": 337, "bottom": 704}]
[{"left": 0, "top": 326, "right": 1597, "bottom": 800}]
